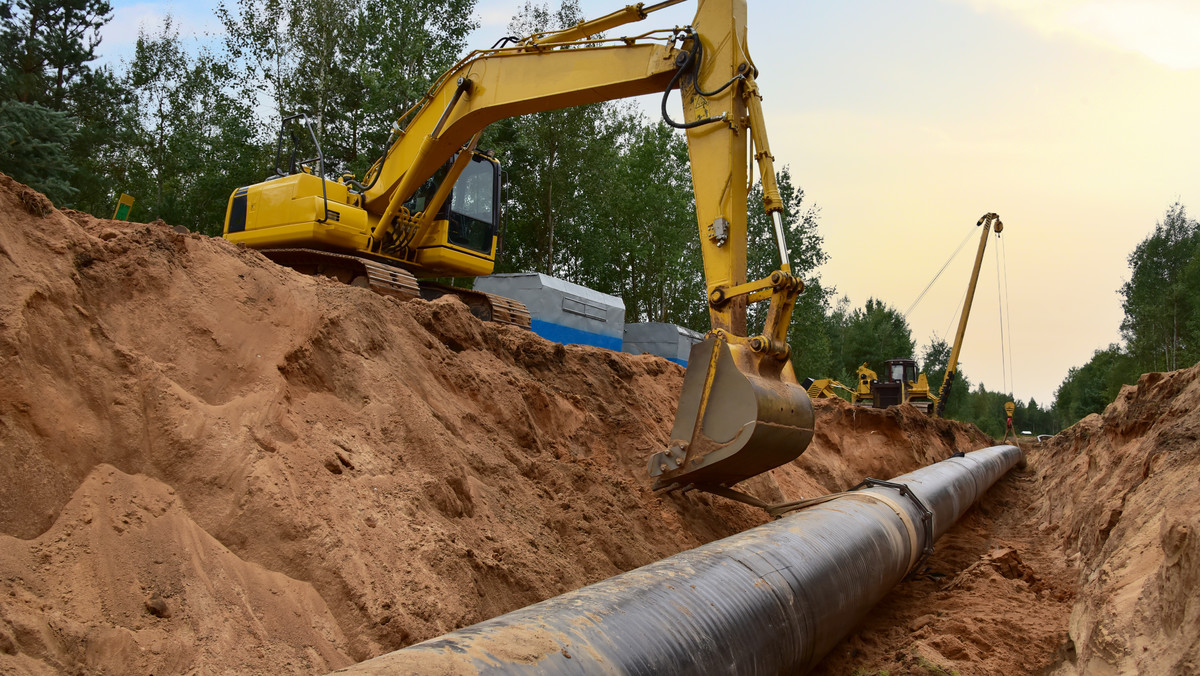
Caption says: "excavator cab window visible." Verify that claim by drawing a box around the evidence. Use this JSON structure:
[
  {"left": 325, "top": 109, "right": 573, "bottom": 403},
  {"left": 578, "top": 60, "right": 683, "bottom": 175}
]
[
  {"left": 889, "top": 362, "right": 906, "bottom": 383},
  {"left": 405, "top": 165, "right": 452, "bottom": 216},
  {"left": 447, "top": 156, "right": 498, "bottom": 254},
  {"left": 904, "top": 363, "right": 917, "bottom": 383}
]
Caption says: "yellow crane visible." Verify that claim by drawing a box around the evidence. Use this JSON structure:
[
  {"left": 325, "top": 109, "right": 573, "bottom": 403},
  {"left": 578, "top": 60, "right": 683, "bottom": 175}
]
[
  {"left": 222, "top": 0, "right": 815, "bottom": 495},
  {"left": 934, "top": 212, "right": 1003, "bottom": 417}
]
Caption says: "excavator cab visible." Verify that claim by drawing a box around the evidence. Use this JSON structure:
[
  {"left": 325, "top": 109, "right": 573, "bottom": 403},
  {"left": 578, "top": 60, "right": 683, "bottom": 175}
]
[{"left": 397, "top": 153, "right": 501, "bottom": 267}]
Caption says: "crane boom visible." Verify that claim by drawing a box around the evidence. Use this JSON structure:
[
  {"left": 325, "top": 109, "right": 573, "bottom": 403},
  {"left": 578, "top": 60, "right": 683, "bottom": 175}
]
[{"left": 935, "top": 212, "right": 1003, "bottom": 417}]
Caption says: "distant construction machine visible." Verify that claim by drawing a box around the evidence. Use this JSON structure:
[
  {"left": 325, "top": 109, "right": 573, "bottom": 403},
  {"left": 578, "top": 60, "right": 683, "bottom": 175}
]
[
  {"left": 851, "top": 213, "right": 1004, "bottom": 417},
  {"left": 222, "top": 0, "right": 816, "bottom": 498},
  {"left": 801, "top": 377, "right": 854, "bottom": 400},
  {"left": 865, "top": 359, "right": 939, "bottom": 413}
]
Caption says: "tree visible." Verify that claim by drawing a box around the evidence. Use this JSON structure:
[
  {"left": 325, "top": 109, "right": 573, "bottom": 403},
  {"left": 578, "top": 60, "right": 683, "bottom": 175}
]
[
  {"left": 1119, "top": 202, "right": 1199, "bottom": 373},
  {"left": 216, "top": 0, "right": 295, "bottom": 131},
  {"left": 217, "top": 0, "right": 477, "bottom": 178},
  {"left": 342, "top": 0, "right": 476, "bottom": 174},
  {"left": 486, "top": 0, "right": 614, "bottom": 277},
  {"left": 788, "top": 279, "right": 834, "bottom": 381},
  {"left": 1048, "top": 201, "right": 1200, "bottom": 430},
  {"left": 0, "top": 99, "right": 77, "bottom": 202},
  {"left": 0, "top": 0, "right": 112, "bottom": 108},
  {"left": 1, "top": 0, "right": 123, "bottom": 212},
  {"left": 1052, "top": 344, "right": 1136, "bottom": 427},
  {"left": 63, "top": 64, "right": 136, "bottom": 214},
  {"left": 920, "top": 337, "right": 968, "bottom": 416},
  {"left": 826, "top": 297, "right": 914, "bottom": 381},
  {"left": 570, "top": 111, "right": 703, "bottom": 327},
  {"left": 120, "top": 19, "right": 266, "bottom": 233}
]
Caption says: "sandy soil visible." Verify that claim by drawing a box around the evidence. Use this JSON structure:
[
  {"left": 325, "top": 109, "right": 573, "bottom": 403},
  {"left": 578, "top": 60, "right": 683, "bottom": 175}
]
[
  {"left": 815, "top": 364, "right": 1200, "bottom": 676},
  {"left": 1, "top": 174, "right": 1195, "bottom": 675},
  {"left": 0, "top": 175, "right": 985, "bottom": 674}
]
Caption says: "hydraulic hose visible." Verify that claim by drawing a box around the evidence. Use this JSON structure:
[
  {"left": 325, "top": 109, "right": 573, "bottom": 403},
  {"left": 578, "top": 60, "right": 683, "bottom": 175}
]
[{"left": 332, "top": 445, "right": 1021, "bottom": 675}]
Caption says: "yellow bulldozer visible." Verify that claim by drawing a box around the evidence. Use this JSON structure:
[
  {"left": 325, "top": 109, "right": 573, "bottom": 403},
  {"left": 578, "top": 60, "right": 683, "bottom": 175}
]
[{"left": 222, "top": 0, "right": 815, "bottom": 499}]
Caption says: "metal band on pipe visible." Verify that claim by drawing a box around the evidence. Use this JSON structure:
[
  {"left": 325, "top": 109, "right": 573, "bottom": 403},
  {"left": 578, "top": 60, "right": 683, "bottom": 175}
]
[
  {"left": 845, "top": 491, "right": 921, "bottom": 572},
  {"left": 332, "top": 445, "right": 1021, "bottom": 676}
]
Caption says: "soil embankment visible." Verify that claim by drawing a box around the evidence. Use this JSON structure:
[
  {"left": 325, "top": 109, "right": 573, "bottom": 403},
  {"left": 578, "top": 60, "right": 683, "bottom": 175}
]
[
  {"left": 0, "top": 175, "right": 985, "bottom": 674},
  {"left": 1, "top": 175, "right": 1194, "bottom": 675}
]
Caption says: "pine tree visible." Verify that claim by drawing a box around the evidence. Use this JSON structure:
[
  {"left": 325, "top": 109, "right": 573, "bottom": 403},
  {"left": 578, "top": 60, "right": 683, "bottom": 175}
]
[
  {"left": 0, "top": 99, "right": 78, "bottom": 202},
  {"left": 0, "top": 0, "right": 111, "bottom": 108}
]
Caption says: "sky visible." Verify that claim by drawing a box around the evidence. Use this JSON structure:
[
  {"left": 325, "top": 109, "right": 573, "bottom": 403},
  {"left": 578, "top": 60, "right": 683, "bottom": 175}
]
[{"left": 98, "top": 0, "right": 1200, "bottom": 412}]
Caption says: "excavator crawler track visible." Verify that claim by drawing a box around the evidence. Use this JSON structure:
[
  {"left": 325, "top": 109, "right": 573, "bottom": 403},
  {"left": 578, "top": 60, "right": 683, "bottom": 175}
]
[
  {"left": 259, "top": 248, "right": 531, "bottom": 329},
  {"left": 261, "top": 248, "right": 421, "bottom": 300},
  {"left": 420, "top": 282, "right": 532, "bottom": 329}
]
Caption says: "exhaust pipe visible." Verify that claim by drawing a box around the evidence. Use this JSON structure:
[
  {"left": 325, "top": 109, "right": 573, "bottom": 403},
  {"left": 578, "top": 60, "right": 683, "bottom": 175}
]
[{"left": 333, "top": 445, "right": 1021, "bottom": 675}]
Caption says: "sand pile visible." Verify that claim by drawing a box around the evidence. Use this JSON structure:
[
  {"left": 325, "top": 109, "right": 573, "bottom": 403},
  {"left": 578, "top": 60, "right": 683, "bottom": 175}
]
[{"left": 0, "top": 174, "right": 989, "bottom": 675}]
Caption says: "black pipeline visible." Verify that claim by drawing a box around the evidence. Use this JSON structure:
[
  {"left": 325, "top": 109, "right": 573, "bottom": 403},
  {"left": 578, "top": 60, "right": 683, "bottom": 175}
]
[{"left": 333, "top": 445, "right": 1022, "bottom": 675}]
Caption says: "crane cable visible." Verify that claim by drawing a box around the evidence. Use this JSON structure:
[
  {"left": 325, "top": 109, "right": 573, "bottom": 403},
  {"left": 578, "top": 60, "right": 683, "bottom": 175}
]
[
  {"left": 1001, "top": 235, "right": 1014, "bottom": 398},
  {"left": 904, "top": 224, "right": 977, "bottom": 319},
  {"left": 942, "top": 283, "right": 970, "bottom": 346},
  {"left": 995, "top": 239, "right": 1007, "bottom": 395}
]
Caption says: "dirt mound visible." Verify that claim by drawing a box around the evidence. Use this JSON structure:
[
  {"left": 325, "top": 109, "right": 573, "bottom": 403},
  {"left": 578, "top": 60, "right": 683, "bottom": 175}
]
[
  {"left": 17, "top": 172, "right": 1196, "bottom": 676},
  {"left": 0, "top": 465, "right": 348, "bottom": 673},
  {"left": 1036, "top": 365, "right": 1200, "bottom": 675},
  {"left": 0, "top": 174, "right": 988, "bottom": 674}
]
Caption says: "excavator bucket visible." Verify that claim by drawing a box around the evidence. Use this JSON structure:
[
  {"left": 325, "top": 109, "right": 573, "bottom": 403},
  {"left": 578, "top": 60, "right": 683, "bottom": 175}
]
[{"left": 648, "top": 334, "right": 815, "bottom": 490}]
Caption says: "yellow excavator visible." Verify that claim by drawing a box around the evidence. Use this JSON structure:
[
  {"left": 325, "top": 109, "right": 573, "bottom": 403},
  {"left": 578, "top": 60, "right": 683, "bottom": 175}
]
[{"left": 222, "top": 0, "right": 815, "bottom": 496}]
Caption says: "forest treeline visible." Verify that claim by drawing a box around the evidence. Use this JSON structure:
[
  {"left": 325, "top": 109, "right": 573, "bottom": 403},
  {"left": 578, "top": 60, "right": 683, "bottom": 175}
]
[
  {"left": 1053, "top": 203, "right": 1200, "bottom": 423},
  {"left": 2, "top": 0, "right": 1190, "bottom": 438}
]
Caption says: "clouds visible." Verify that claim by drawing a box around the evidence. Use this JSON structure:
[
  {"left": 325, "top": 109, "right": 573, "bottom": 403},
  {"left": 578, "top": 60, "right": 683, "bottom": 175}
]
[{"left": 949, "top": 0, "right": 1200, "bottom": 69}]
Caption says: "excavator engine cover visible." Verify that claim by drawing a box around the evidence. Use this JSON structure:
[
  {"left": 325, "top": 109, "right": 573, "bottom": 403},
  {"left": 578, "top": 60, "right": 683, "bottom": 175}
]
[{"left": 649, "top": 334, "right": 815, "bottom": 489}]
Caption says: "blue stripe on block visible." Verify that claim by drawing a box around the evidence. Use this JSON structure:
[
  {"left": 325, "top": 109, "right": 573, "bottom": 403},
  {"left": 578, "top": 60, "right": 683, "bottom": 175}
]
[
  {"left": 668, "top": 357, "right": 688, "bottom": 366},
  {"left": 530, "top": 319, "right": 623, "bottom": 351}
]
